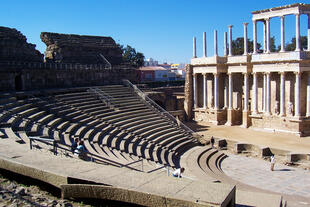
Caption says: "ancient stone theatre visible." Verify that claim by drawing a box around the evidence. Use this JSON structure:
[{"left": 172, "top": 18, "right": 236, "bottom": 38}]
[{"left": 185, "top": 3, "right": 310, "bottom": 136}]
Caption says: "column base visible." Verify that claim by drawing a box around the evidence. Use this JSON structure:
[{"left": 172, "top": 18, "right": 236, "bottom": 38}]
[
  {"left": 225, "top": 108, "right": 234, "bottom": 126},
  {"left": 242, "top": 111, "right": 250, "bottom": 128}
]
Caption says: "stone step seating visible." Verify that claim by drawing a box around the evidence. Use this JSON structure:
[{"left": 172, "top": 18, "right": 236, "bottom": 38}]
[
  {"left": 0, "top": 85, "right": 198, "bottom": 171},
  {"left": 197, "top": 148, "right": 230, "bottom": 183}
]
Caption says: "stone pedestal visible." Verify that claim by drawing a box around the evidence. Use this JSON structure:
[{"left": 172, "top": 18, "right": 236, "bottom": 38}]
[
  {"left": 226, "top": 109, "right": 234, "bottom": 126},
  {"left": 242, "top": 111, "right": 250, "bottom": 128}
]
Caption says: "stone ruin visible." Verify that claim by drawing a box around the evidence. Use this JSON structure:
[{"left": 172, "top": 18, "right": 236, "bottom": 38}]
[
  {"left": 40, "top": 32, "right": 123, "bottom": 65},
  {"left": 0, "top": 26, "right": 43, "bottom": 62},
  {"left": 0, "top": 26, "right": 137, "bottom": 91}
]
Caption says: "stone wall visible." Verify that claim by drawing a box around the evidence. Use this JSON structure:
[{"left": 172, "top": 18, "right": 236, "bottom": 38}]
[
  {"left": 40, "top": 32, "right": 123, "bottom": 65},
  {"left": 0, "top": 67, "right": 138, "bottom": 91},
  {"left": 0, "top": 26, "right": 43, "bottom": 62}
]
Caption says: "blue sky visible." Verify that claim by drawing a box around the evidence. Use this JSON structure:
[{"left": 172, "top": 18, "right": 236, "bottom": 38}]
[{"left": 1, "top": 0, "right": 309, "bottom": 64}]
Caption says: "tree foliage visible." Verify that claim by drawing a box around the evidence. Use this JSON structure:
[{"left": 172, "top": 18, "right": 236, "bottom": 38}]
[
  {"left": 284, "top": 36, "right": 308, "bottom": 51},
  {"left": 232, "top": 37, "right": 262, "bottom": 55},
  {"left": 119, "top": 44, "right": 145, "bottom": 67}
]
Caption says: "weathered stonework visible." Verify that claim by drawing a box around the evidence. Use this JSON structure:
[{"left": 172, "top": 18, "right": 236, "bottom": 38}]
[
  {"left": 0, "top": 26, "right": 43, "bottom": 62},
  {"left": 40, "top": 32, "right": 123, "bottom": 65},
  {"left": 186, "top": 3, "right": 310, "bottom": 136},
  {"left": 0, "top": 27, "right": 138, "bottom": 91}
]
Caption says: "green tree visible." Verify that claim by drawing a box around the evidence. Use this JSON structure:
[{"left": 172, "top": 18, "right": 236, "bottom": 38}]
[
  {"left": 285, "top": 36, "right": 308, "bottom": 51},
  {"left": 232, "top": 37, "right": 262, "bottom": 55},
  {"left": 118, "top": 44, "right": 145, "bottom": 67}
]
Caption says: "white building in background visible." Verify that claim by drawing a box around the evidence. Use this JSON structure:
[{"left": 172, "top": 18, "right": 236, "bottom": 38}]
[{"left": 144, "top": 58, "right": 158, "bottom": 66}]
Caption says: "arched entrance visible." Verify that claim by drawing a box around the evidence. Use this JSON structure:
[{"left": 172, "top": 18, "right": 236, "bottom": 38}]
[{"left": 15, "top": 74, "right": 23, "bottom": 91}]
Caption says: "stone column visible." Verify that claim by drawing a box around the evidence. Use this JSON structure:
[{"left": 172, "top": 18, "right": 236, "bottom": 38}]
[
  {"left": 224, "top": 32, "right": 228, "bottom": 56},
  {"left": 214, "top": 73, "right": 219, "bottom": 110},
  {"left": 266, "top": 72, "right": 271, "bottom": 114},
  {"left": 228, "top": 73, "right": 233, "bottom": 109},
  {"left": 193, "top": 73, "right": 198, "bottom": 108},
  {"left": 280, "top": 16, "right": 285, "bottom": 52},
  {"left": 307, "top": 73, "right": 310, "bottom": 117},
  {"left": 263, "top": 21, "right": 266, "bottom": 53},
  {"left": 266, "top": 18, "right": 270, "bottom": 53},
  {"left": 243, "top": 73, "right": 250, "bottom": 127},
  {"left": 243, "top": 23, "right": 248, "bottom": 55},
  {"left": 203, "top": 73, "right": 207, "bottom": 109},
  {"left": 280, "top": 72, "right": 286, "bottom": 116},
  {"left": 214, "top": 30, "right": 218, "bottom": 56},
  {"left": 226, "top": 73, "right": 233, "bottom": 126},
  {"left": 193, "top": 37, "right": 197, "bottom": 58},
  {"left": 296, "top": 14, "right": 301, "bottom": 51},
  {"left": 295, "top": 72, "right": 301, "bottom": 117},
  {"left": 308, "top": 14, "right": 310, "bottom": 51},
  {"left": 243, "top": 73, "right": 249, "bottom": 111},
  {"left": 203, "top": 32, "right": 207, "bottom": 57},
  {"left": 228, "top": 25, "right": 233, "bottom": 56},
  {"left": 252, "top": 72, "right": 258, "bottom": 114},
  {"left": 263, "top": 73, "right": 266, "bottom": 112},
  {"left": 224, "top": 76, "right": 228, "bottom": 108},
  {"left": 253, "top": 20, "right": 257, "bottom": 54}
]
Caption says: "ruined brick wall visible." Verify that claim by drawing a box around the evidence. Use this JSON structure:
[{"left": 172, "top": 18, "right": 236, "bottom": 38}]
[
  {"left": 40, "top": 32, "right": 123, "bottom": 65},
  {"left": 0, "top": 26, "right": 43, "bottom": 62}
]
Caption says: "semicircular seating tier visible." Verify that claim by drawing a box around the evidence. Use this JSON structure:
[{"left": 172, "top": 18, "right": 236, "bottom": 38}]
[{"left": 0, "top": 84, "right": 200, "bottom": 170}]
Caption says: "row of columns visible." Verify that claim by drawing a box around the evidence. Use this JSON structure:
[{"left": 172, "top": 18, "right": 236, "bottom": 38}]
[
  {"left": 253, "top": 13, "right": 310, "bottom": 54},
  {"left": 193, "top": 72, "right": 310, "bottom": 118},
  {"left": 193, "top": 13, "right": 310, "bottom": 58}
]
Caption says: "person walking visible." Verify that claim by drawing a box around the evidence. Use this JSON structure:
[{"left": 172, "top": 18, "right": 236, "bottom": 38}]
[{"left": 210, "top": 136, "right": 215, "bottom": 149}]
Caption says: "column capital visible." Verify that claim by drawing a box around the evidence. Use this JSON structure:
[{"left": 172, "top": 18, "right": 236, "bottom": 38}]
[
  {"left": 228, "top": 25, "right": 233, "bottom": 29},
  {"left": 243, "top": 22, "right": 249, "bottom": 26},
  {"left": 213, "top": 72, "right": 219, "bottom": 76},
  {"left": 265, "top": 17, "right": 270, "bottom": 21},
  {"left": 242, "top": 72, "right": 249, "bottom": 76},
  {"left": 280, "top": 15, "right": 285, "bottom": 20},
  {"left": 294, "top": 71, "right": 301, "bottom": 75},
  {"left": 278, "top": 71, "right": 285, "bottom": 75},
  {"left": 252, "top": 19, "right": 257, "bottom": 24},
  {"left": 295, "top": 13, "right": 300, "bottom": 17},
  {"left": 252, "top": 72, "right": 257, "bottom": 75},
  {"left": 202, "top": 73, "right": 207, "bottom": 76}
]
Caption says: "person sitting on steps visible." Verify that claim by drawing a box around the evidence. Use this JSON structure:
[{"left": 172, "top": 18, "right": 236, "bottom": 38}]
[{"left": 172, "top": 167, "right": 185, "bottom": 178}]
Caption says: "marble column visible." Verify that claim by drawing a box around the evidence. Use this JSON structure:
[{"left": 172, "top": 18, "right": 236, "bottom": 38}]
[
  {"left": 228, "top": 25, "right": 233, "bottom": 56},
  {"left": 308, "top": 14, "right": 310, "bottom": 51},
  {"left": 252, "top": 72, "right": 258, "bottom": 114},
  {"left": 266, "top": 72, "right": 271, "bottom": 114},
  {"left": 193, "top": 37, "right": 197, "bottom": 58},
  {"left": 203, "top": 32, "right": 207, "bottom": 57},
  {"left": 295, "top": 14, "right": 301, "bottom": 52},
  {"left": 263, "top": 74, "right": 266, "bottom": 112},
  {"left": 224, "top": 32, "right": 228, "bottom": 56},
  {"left": 307, "top": 73, "right": 310, "bottom": 117},
  {"left": 280, "top": 72, "right": 286, "bottom": 116},
  {"left": 295, "top": 72, "right": 301, "bottom": 117},
  {"left": 280, "top": 16, "right": 285, "bottom": 52},
  {"left": 228, "top": 73, "right": 233, "bottom": 109},
  {"left": 243, "top": 23, "right": 248, "bottom": 55},
  {"left": 193, "top": 73, "right": 198, "bottom": 108},
  {"left": 253, "top": 20, "right": 257, "bottom": 54},
  {"left": 224, "top": 76, "right": 228, "bottom": 108},
  {"left": 263, "top": 21, "right": 266, "bottom": 53},
  {"left": 214, "top": 73, "right": 219, "bottom": 110},
  {"left": 243, "top": 73, "right": 249, "bottom": 111},
  {"left": 203, "top": 73, "right": 207, "bottom": 109},
  {"left": 214, "top": 30, "right": 218, "bottom": 56},
  {"left": 266, "top": 18, "right": 270, "bottom": 53}
]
